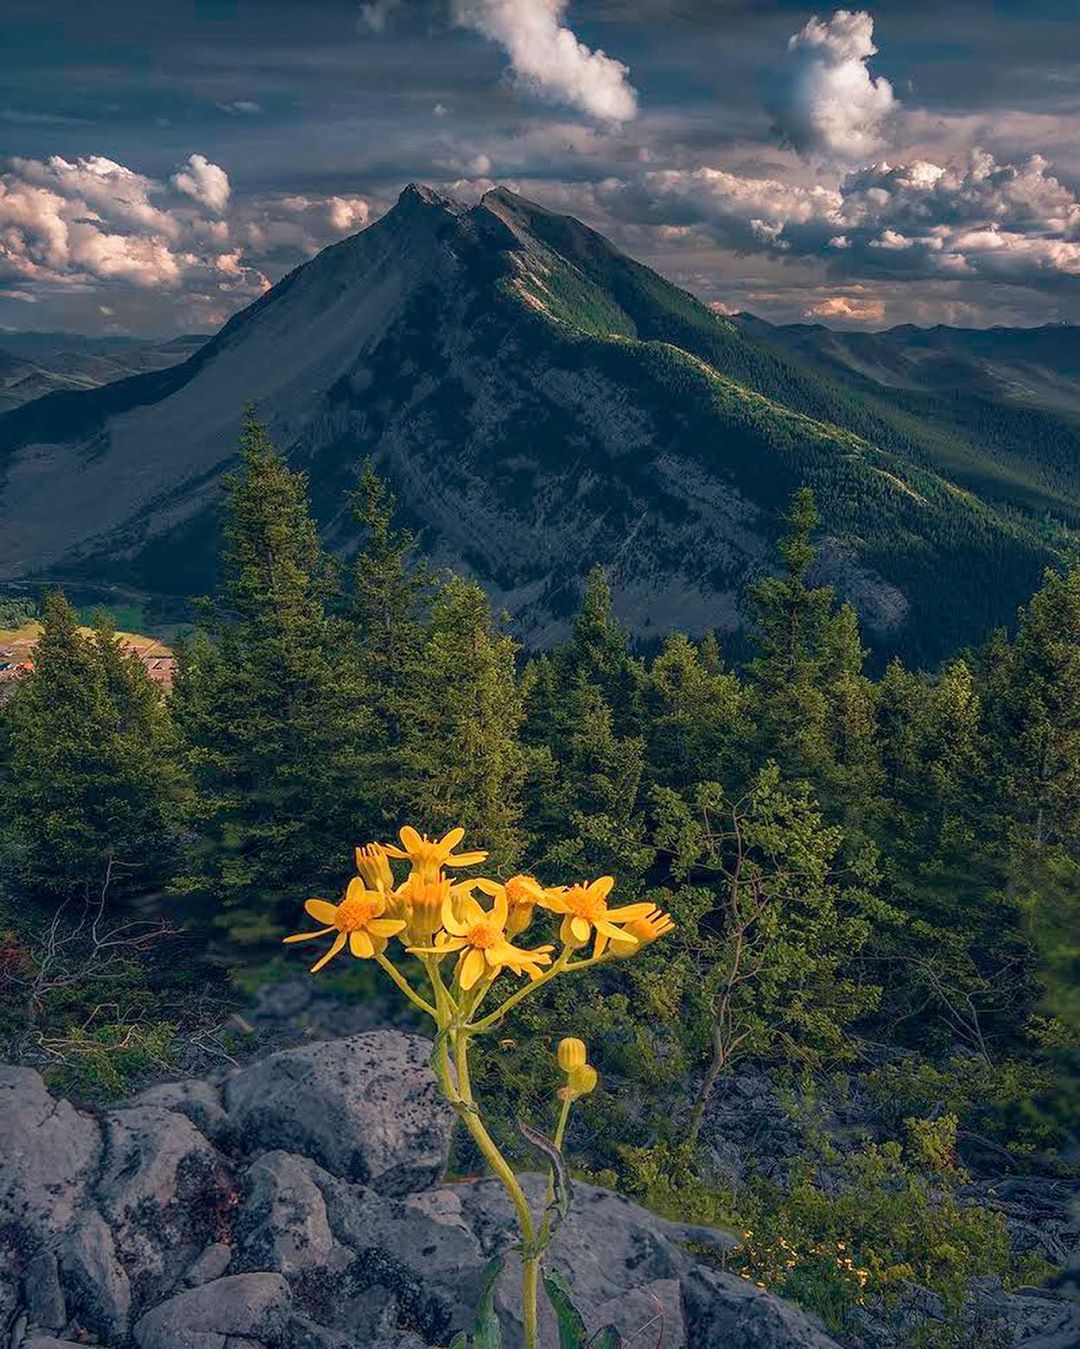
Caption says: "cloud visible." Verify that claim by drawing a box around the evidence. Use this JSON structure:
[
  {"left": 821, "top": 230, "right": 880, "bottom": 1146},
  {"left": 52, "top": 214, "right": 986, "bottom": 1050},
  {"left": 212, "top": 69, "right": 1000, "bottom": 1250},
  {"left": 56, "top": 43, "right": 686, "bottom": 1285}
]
[
  {"left": 773, "top": 9, "right": 897, "bottom": 161},
  {"left": 803, "top": 293, "right": 885, "bottom": 322},
  {"left": 452, "top": 0, "right": 637, "bottom": 122},
  {"left": 0, "top": 151, "right": 376, "bottom": 323},
  {"left": 219, "top": 100, "right": 263, "bottom": 115},
  {"left": 612, "top": 147, "right": 1080, "bottom": 288},
  {"left": 170, "top": 153, "right": 231, "bottom": 214},
  {"left": 358, "top": 0, "right": 399, "bottom": 32}
]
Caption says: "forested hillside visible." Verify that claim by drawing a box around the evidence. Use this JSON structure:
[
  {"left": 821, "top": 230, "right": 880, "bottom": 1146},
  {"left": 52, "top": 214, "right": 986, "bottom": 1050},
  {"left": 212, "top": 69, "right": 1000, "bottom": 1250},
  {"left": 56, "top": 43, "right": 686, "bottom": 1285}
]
[{"left": 1, "top": 416, "right": 1077, "bottom": 1346}]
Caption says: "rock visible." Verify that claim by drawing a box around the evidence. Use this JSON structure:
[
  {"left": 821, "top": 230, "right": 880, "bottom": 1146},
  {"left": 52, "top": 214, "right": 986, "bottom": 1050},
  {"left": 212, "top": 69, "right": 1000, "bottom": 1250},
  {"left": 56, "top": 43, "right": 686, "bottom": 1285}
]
[
  {"left": 0, "top": 1067, "right": 100, "bottom": 1242},
  {"left": 57, "top": 1208, "right": 132, "bottom": 1343},
  {"left": 185, "top": 1242, "right": 233, "bottom": 1287},
  {"left": 97, "top": 1104, "right": 234, "bottom": 1305},
  {"left": 133, "top": 1273, "right": 291, "bottom": 1349},
  {"left": 130, "top": 1079, "right": 230, "bottom": 1143},
  {"left": 22, "top": 1247, "right": 66, "bottom": 1331},
  {"left": 286, "top": 1173, "right": 486, "bottom": 1345},
  {"left": 224, "top": 1031, "right": 452, "bottom": 1193},
  {"left": 22, "top": 1338, "right": 89, "bottom": 1349},
  {"left": 682, "top": 1266, "right": 844, "bottom": 1348},
  {"left": 234, "top": 1151, "right": 338, "bottom": 1275},
  {"left": 458, "top": 1174, "right": 735, "bottom": 1348}
]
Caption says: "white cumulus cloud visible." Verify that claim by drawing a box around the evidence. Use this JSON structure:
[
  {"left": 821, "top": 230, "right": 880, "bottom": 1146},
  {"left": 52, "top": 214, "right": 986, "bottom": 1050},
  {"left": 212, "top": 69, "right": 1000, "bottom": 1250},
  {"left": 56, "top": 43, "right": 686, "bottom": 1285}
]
[
  {"left": 171, "top": 153, "right": 231, "bottom": 214},
  {"left": 773, "top": 9, "right": 897, "bottom": 161},
  {"left": 452, "top": 0, "right": 637, "bottom": 123}
]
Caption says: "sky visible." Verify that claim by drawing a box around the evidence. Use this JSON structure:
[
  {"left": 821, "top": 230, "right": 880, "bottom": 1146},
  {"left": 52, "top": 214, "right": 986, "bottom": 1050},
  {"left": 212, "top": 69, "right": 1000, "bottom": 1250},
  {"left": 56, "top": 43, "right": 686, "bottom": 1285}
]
[{"left": 2, "top": 0, "right": 1080, "bottom": 335}]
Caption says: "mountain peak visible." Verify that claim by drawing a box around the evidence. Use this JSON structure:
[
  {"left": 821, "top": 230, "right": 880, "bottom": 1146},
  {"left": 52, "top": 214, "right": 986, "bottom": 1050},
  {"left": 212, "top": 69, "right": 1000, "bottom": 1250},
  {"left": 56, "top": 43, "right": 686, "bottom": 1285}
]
[{"left": 395, "top": 182, "right": 464, "bottom": 213}]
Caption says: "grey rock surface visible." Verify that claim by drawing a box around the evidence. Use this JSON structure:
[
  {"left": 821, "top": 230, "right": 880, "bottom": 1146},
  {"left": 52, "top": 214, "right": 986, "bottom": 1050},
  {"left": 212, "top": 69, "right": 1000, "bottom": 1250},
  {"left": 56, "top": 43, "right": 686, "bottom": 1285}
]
[
  {"left": 0, "top": 1066, "right": 100, "bottom": 1241},
  {"left": 0, "top": 1027, "right": 1073, "bottom": 1349},
  {"left": 133, "top": 1272, "right": 291, "bottom": 1349},
  {"left": 224, "top": 1030, "right": 453, "bottom": 1192}
]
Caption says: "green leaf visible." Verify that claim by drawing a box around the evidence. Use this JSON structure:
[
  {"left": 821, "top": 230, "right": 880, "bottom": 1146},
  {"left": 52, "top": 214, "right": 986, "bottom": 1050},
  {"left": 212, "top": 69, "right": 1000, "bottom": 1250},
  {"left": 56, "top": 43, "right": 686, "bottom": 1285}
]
[
  {"left": 473, "top": 1256, "right": 504, "bottom": 1349},
  {"left": 448, "top": 1335, "right": 469, "bottom": 1349},
  {"left": 542, "top": 1267, "right": 588, "bottom": 1349},
  {"left": 588, "top": 1329, "right": 624, "bottom": 1348}
]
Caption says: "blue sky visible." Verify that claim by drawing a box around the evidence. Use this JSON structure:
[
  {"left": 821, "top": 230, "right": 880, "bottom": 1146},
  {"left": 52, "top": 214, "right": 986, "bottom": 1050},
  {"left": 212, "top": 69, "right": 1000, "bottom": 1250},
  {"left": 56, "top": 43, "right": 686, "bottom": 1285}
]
[{"left": 3, "top": 0, "right": 1079, "bottom": 334}]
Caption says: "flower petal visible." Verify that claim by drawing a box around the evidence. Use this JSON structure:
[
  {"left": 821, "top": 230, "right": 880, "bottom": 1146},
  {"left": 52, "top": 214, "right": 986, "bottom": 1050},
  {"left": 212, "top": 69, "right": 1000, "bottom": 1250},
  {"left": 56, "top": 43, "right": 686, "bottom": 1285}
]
[
  {"left": 570, "top": 916, "right": 591, "bottom": 943},
  {"left": 459, "top": 946, "right": 486, "bottom": 990},
  {"left": 606, "top": 903, "right": 655, "bottom": 922},
  {"left": 446, "top": 849, "right": 488, "bottom": 866},
  {"left": 283, "top": 926, "right": 334, "bottom": 943},
  {"left": 350, "top": 929, "right": 374, "bottom": 958},
  {"left": 310, "top": 931, "right": 346, "bottom": 973},
  {"left": 441, "top": 895, "right": 469, "bottom": 937},
  {"left": 475, "top": 878, "right": 503, "bottom": 897},
  {"left": 589, "top": 876, "right": 615, "bottom": 900},
  {"left": 439, "top": 826, "right": 466, "bottom": 852},
  {"left": 368, "top": 918, "right": 406, "bottom": 937},
  {"left": 399, "top": 825, "right": 424, "bottom": 853},
  {"left": 491, "top": 887, "right": 509, "bottom": 928},
  {"left": 305, "top": 898, "right": 338, "bottom": 924}
]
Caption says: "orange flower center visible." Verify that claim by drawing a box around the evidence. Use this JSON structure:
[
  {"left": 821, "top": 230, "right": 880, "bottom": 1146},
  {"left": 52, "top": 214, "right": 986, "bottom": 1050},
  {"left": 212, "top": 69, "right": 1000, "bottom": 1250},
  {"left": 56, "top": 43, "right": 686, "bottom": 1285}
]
[
  {"left": 335, "top": 895, "right": 378, "bottom": 932},
  {"left": 467, "top": 922, "right": 503, "bottom": 950},
  {"left": 563, "top": 885, "right": 605, "bottom": 922},
  {"left": 505, "top": 876, "right": 538, "bottom": 907}
]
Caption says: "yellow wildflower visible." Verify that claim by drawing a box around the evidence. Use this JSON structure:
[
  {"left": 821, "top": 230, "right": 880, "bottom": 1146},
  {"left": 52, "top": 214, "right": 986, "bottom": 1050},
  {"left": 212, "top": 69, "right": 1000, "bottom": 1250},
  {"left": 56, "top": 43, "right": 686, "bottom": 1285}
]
[
  {"left": 355, "top": 842, "right": 394, "bottom": 891},
  {"left": 610, "top": 906, "right": 676, "bottom": 957},
  {"left": 543, "top": 876, "right": 655, "bottom": 956},
  {"left": 409, "top": 887, "right": 553, "bottom": 990},
  {"left": 382, "top": 825, "right": 487, "bottom": 883},
  {"left": 283, "top": 878, "right": 406, "bottom": 972},
  {"left": 475, "top": 874, "right": 546, "bottom": 937}
]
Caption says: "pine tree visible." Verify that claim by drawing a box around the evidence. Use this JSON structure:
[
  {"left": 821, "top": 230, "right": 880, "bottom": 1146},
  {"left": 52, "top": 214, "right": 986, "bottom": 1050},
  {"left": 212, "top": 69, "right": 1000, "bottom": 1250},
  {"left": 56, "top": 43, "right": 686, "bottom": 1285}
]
[
  {"left": 348, "top": 460, "right": 427, "bottom": 826},
  {"left": 566, "top": 566, "right": 646, "bottom": 737},
  {"left": 172, "top": 413, "right": 370, "bottom": 943},
  {"left": 0, "top": 593, "right": 179, "bottom": 901},
  {"left": 402, "top": 574, "right": 526, "bottom": 867},
  {"left": 748, "top": 488, "right": 837, "bottom": 781}
]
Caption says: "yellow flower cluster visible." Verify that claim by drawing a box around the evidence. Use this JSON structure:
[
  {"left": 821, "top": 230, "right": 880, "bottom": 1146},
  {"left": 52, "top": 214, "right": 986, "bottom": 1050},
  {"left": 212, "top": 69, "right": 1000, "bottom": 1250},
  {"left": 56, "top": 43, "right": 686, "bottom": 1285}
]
[
  {"left": 285, "top": 825, "right": 674, "bottom": 1002},
  {"left": 283, "top": 824, "right": 674, "bottom": 1349}
]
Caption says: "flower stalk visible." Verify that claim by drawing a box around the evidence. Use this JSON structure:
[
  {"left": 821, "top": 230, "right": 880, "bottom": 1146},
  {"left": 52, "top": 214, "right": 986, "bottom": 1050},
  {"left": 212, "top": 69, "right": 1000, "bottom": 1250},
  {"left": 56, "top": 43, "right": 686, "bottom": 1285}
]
[{"left": 281, "top": 825, "right": 674, "bottom": 1348}]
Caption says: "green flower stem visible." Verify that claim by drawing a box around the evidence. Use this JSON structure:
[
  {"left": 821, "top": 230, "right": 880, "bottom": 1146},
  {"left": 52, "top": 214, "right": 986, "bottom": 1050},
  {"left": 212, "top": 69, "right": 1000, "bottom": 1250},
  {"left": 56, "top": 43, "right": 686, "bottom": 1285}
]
[
  {"left": 444, "top": 1027, "right": 541, "bottom": 1349},
  {"left": 374, "top": 951, "right": 437, "bottom": 1018},
  {"left": 537, "top": 1091, "right": 574, "bottom": 1252}
]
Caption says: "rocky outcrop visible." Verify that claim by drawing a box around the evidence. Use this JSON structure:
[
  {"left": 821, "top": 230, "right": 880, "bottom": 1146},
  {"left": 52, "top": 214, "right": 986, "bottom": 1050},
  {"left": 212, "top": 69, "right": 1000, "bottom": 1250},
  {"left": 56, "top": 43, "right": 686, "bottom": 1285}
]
[{"left": 0, "top": 1029, "right": 1074, "bottom": 1349}]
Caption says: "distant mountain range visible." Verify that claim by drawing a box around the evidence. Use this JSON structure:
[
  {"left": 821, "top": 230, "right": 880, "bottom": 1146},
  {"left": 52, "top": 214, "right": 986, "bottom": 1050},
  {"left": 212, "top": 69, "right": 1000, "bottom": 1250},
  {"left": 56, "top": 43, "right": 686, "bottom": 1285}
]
[
  {"left": 0, "top": 184, "right": 1077, "bottom": 664},
  {"left": 0, "top": 333, "right": 209, "bottom": 415}
]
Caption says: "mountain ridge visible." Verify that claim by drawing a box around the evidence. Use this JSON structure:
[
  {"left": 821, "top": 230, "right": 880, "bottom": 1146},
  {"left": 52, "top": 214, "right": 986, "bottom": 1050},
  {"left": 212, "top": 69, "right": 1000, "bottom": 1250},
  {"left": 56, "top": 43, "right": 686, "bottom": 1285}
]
[{"left": 0, "top": 183, "right": 1073, "bottom": 662}]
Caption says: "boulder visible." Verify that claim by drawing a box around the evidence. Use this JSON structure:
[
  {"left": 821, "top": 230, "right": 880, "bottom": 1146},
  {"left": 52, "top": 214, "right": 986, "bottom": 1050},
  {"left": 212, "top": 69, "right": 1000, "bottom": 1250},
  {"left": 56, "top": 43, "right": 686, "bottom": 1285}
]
[
  {"left": 185, "top": 1241, "right": 234, "bottom": 1287},
  {"left": 0, "top": 1067, "right": 100, "bottom": 1242},
  {"left": 57, "top": 1208, "right": 132, "bottom": 1343},
  {"left": 22, "top": 1247, "right": 66, "bottom": 1331},
  {"left": 97, "top": 1103, "right": 234, "bottom": 1305},
  {"left": 682, "top": 1266, "right": 845, "bottom": 1348},
  {"left": 224, "top": 1031, "right": 452, "bottom": 1193},
  {"left": 130, "top": 1079, "right": 230, "bottom": 1143},
  {"left": 133, "top": 1272, "right": 291, "bottom": 1349},
  {"left": 233, "top": 1151, "right": 339, "bottom": 1275},
  {"left": 459, "top": 1174, "right": 737, "bottom": 1349}
]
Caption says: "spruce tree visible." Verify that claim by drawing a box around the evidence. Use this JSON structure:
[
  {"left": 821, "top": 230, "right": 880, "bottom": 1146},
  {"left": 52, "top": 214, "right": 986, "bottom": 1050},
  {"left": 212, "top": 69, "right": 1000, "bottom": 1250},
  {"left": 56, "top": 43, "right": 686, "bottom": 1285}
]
[
  {"left": 173, "top": 413, "right": 370, "bottom": 943},
  {"left": 348, "top": 460, "right": 427, "bottom": 825},
  {"left": 402, "top": 574, "right": 525, "bottom": 868},
  {"left": 1, "top": 593, "right": 179, "bottom": 901}
]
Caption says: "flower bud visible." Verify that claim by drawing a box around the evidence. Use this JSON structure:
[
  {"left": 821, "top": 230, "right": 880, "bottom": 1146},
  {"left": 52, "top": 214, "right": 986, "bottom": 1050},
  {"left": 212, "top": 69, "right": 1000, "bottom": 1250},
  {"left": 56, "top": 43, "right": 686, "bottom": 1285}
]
[
  {"left": 356, "top": 843, "right": 394, "bottom": 892},
  {"left": 562, "top": 1063, "right": 598, "bottom": 1100},
  {"left": 557, "top": 1037, "right": 587, "bottom": 1072}
]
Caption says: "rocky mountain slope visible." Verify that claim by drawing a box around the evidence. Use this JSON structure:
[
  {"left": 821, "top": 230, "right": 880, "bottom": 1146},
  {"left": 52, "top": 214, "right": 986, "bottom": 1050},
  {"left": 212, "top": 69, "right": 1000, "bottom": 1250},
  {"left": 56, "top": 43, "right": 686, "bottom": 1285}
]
[{"left": 1, "top": 185, "right": 1075, "bottom": 660}]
